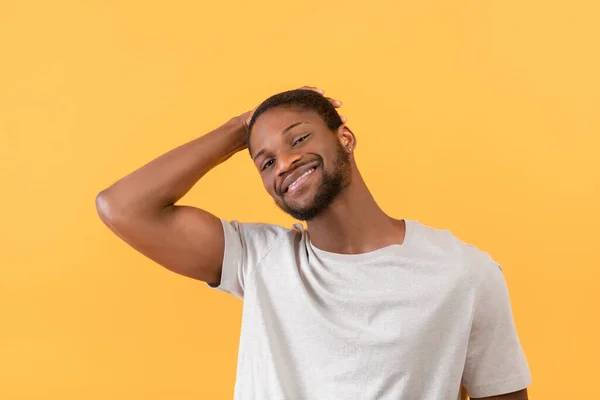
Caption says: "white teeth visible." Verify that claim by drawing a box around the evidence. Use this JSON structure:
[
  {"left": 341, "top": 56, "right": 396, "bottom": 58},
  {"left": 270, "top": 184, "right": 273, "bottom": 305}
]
[{"left": 288, "top": 167, "right": 316, "bottom": 191}]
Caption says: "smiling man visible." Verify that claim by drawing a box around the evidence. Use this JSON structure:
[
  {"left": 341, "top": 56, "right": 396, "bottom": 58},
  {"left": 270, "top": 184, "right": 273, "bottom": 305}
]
[
  {"left": 248, "top": 94, "right": 354, "bottom": 223},
  {"left": 96, "top": 87, "right": 531, "bottom": 399}
]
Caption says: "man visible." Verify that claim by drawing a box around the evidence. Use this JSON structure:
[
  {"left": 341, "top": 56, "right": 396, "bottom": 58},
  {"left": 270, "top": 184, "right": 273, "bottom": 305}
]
[{"left": 96, "top": 86, "right": 531, "bottom": 399}]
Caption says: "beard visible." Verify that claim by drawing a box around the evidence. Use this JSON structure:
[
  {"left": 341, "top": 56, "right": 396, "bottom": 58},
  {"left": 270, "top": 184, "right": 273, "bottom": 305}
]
[{"left": 274, "top": 144, "right": 352, "bottom": 221}]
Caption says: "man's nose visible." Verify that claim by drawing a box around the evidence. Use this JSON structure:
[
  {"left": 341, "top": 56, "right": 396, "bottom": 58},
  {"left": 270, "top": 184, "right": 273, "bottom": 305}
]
[{"left": 275, "top": 150, "right": 302, "bottom": 177}]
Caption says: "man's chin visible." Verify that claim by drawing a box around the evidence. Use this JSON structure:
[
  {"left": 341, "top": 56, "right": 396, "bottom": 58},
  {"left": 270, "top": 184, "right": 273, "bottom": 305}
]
[{"left": 276, "top": 200, "right": 323, "bottom": 222}]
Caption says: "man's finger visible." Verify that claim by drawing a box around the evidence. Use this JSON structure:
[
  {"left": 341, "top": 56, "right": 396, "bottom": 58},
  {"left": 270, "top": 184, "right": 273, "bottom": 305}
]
[{"left": 325, "top": 97, "right": 343, "bottom": 107}]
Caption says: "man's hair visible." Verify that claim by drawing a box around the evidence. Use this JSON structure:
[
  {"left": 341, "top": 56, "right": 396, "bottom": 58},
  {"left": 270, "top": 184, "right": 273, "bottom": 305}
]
[{"left": 247, "top": 89, "right": 344, "bottom": 150}]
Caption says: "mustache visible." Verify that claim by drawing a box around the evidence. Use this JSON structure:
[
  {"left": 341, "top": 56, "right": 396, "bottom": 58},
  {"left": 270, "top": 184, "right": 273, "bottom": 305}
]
[{"left": 277, "top": 156, "right": 323, "bottom": 197}]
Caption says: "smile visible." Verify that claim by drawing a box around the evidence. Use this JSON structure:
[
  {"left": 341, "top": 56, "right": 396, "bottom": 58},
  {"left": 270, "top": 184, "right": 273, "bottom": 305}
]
[{"left": 287, "top": 166, "right": 317, "bottom": 193}]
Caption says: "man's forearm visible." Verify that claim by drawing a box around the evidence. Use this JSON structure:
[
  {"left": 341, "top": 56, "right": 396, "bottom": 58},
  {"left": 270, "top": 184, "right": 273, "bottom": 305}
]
[{"left": 97, "top": 115, "right": 247, "bottom": 219}]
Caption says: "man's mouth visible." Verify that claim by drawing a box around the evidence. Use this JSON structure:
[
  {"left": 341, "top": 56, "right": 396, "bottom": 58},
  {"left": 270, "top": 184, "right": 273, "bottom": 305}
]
[{"left": 286, "top": 166, "right": 317, "bottom": 193}]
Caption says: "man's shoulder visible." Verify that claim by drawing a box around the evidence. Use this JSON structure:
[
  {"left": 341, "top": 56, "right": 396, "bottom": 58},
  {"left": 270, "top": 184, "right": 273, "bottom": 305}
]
[{"left": 415, "top": 220, "right": 499, "bottom": 272}]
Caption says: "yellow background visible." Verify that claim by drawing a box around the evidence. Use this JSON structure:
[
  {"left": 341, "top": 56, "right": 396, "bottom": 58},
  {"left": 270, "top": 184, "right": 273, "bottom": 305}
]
[{"left": 1, "top": 1, "right": 598, "bottom": 398}]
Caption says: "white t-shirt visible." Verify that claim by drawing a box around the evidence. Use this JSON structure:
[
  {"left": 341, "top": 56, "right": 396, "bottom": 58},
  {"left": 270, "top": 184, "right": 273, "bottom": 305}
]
[{"left": 207, "top": 218, "right": 531, "bottom": 399}]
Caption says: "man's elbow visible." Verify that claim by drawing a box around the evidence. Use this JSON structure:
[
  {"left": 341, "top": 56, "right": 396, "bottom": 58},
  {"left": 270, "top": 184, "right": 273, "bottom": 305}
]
[
  {"left": 95, "top": 189, "right": 128, "bottom": 226},
  {"left": 96, "top": 190, "right": 116, "bottom": 221}
]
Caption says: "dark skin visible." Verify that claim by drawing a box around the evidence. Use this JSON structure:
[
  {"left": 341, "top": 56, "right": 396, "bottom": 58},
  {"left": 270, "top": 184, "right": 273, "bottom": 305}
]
[
  {"left": 248, "top": 88, "right": 529, "bottom": 400},
  {"left": 249, "top": 104, "right": 407, "bottom": 255},
  {"left": 97, "top": 84, "right": 528, "bottom": 399}
]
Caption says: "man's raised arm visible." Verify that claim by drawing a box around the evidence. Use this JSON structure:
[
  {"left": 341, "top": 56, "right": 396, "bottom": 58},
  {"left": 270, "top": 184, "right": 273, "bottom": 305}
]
[{"left": 95, "top": 113, "right": 249, "bottom": 284}]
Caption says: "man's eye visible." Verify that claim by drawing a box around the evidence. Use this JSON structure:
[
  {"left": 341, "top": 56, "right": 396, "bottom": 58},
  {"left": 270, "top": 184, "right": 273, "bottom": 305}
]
[
  {"left": 293, "top": 134, "right": 310, "bottom": 146},
  {"left": 262, "top": 159, "right": 274, "bottom": 170}
]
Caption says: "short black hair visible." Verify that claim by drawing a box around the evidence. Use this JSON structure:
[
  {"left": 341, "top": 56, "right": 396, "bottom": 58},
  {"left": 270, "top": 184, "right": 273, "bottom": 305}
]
[{"left": 247, "top": 89, "right": 344, "bottom": 151}]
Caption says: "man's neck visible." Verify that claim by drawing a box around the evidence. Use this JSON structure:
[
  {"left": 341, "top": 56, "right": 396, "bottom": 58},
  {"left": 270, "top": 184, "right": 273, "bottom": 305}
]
[{"left": 305, "top": 172, "right": 406, "bottom": 254}]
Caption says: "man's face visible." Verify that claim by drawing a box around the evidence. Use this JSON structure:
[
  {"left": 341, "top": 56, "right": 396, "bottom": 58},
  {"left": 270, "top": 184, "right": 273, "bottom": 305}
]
[{"left": 250, "top": 106, "right": 352, "bottom": 221}]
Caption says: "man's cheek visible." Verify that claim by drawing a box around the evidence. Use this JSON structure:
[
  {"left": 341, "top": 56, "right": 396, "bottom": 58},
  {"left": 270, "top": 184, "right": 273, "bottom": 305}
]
[
  {"left": 264, "top": 182, "right": 279, "bottom": 198},
  {"left": 262, "top": 180, "right": 272, "bottom": 195}
]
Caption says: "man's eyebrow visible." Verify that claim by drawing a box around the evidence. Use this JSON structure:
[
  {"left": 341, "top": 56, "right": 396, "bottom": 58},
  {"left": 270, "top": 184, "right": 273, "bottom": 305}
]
[
  {"left": 282, "top": 121, "right": 307, "bottom": 135},
  {"left": 252, "top": 121, "right": 308, "bottom": 162}
]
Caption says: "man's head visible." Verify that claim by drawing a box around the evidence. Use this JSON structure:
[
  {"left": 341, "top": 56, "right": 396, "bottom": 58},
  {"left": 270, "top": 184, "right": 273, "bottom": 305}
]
[{"left": 247, "top": 89, "right": 357, "bottom": 221}]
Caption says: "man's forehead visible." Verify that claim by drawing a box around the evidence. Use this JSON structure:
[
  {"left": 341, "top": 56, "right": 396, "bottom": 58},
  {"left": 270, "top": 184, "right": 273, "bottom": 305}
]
[
  {"left": 250, "top": 109, "right": 321, "bottom": 161},
  {"left": 253, "top": 106, "right": 320, "bottom": 132},
  {"left": 249, "top": 107, "right": 328, "bottom": 160}
]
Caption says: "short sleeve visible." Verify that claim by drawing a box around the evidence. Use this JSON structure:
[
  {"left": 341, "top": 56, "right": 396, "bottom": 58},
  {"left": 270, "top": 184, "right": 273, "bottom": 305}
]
[
  {"left": 462, "top": 262, "right": 532, "bottom": 398},
  {"left": 205, "top": 219, "right": 287, "bottom": 300}
]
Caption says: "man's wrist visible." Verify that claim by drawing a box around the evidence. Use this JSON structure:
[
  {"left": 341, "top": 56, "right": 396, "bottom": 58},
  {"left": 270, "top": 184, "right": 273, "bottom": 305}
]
[{"left": 225, "top": 115, "right": 249, "bottom": 152}]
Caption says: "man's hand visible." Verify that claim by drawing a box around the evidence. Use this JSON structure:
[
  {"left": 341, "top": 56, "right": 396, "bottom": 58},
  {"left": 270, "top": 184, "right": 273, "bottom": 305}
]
[{"left": 240, "top": 85, "right": 347, "bottom": 135}]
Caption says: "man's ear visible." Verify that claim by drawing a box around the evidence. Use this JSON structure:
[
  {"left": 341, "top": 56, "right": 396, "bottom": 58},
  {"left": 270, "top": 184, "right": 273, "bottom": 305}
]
[{"left": 337, "top": 124, "right": 357, "bottom": 153}]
